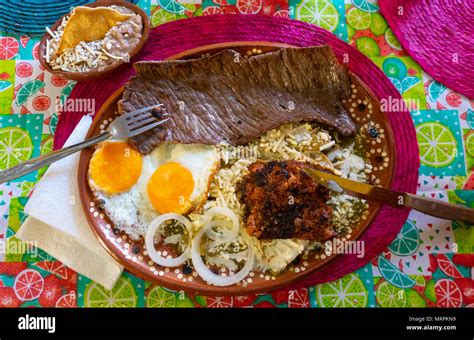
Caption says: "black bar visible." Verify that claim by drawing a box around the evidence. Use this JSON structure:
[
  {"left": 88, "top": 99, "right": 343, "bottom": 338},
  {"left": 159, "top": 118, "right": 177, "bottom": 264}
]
[{"left": 0, "top": 308, "right": 472, "bottom": 339}]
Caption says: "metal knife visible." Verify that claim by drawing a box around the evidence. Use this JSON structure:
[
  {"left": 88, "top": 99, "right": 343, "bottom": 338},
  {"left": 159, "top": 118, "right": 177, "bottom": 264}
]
[{"left": 305, "top": 168, "right": 474, "bottom": 224}]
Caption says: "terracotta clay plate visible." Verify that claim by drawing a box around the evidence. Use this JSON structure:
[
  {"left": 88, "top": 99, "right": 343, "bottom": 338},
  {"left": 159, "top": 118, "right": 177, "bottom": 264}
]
[
  {"left": 78, "top": 42, "right": 395, "bottom": 295},
  {"left": 38, "top": 0, "right": 150, "bottom": 81}
]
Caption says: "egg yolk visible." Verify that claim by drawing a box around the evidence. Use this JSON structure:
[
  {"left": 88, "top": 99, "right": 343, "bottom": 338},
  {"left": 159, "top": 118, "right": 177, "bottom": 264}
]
[
  {"left": 89, "top": 141, "right": 142, "bottom": 195},
  {"left": 148, "top": 162, "right": 195, "bottom": 214}
]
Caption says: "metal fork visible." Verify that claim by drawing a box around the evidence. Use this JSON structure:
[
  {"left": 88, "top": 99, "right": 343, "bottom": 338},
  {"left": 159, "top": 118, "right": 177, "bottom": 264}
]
[{"left": 0, "top": 105, "right": 169, "bottom": 183}]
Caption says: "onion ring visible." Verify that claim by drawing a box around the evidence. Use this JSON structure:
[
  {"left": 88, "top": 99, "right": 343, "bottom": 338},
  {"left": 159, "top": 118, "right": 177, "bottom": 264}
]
[
  {"left": 202, "top": 206, "right": 239, "bottom": 242},
  {"left": 145, "top": 213, "right": 192, "bottom": 267},
  {"left": 191, "top": 228, "right": 254, "bottom": 286}
]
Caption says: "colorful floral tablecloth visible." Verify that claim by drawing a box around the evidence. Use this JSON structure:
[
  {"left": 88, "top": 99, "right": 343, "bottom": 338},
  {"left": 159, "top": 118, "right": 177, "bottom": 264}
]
[{"left": 0, "top": 0, "right": 472, "bottom": 308}]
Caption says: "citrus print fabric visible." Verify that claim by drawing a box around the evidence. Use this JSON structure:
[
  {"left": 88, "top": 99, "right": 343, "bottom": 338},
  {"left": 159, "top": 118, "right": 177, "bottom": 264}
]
[{"left": 0, "top": 0, "right": 472, "bottom": 308}]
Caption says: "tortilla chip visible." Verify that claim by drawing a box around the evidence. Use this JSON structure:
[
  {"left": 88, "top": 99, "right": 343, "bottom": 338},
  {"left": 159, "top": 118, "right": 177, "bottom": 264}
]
[{"left": 57, "top": 6, "right": 133, "bottom": 54}]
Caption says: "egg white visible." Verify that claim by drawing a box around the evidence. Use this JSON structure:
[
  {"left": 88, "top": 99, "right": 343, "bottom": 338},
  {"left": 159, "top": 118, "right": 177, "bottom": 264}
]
[{"left": 89, "top": 143, "right": 220, "bottom": 240}]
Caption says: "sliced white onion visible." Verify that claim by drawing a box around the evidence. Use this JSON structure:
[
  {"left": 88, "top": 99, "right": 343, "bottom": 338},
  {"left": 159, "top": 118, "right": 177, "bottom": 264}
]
[
  {"left": 145, "top": 213, "right": 192, "bottom": 267},
  {"left": 202, "top": 207, "right": 239, "bottom": 242},
  {"left": 191, "top": 228, "right": 254, "bottom": 286}
]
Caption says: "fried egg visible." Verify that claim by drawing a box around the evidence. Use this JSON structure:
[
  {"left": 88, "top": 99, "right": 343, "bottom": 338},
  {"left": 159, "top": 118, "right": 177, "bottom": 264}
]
[
  {"left": 88, "top": 141, "right": 142, "bottom": 195},
  {"left": 88, "top": 141, "right": 220, "bottom": 239}
]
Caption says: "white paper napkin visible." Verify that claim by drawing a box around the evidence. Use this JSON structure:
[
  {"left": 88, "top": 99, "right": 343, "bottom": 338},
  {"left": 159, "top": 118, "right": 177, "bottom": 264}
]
[{"left": 17, "top": 115, "right": 123, "bottom": 290}]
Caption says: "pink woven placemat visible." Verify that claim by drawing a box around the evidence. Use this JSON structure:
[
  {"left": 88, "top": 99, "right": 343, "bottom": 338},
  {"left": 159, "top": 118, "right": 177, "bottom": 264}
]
[
  {"left": 54, "top": 14, "right": 419, "bottom": 289},
  {"left": 380, "top": 0, "right": 474, "bottom": 99}
]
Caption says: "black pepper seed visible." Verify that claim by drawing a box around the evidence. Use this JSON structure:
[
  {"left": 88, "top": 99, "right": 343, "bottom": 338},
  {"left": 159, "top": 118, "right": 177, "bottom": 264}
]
[
  {"left": 367, "top": 125, "right": 379, "bottom": 138},
  {"left": 150, "top": 107, "right": 165, "bottom": 119},
  {"left": 182, "top": 264, "right": 193, "bottom": 275},
  {"left": 132, "top": 244, "right": 140, "bottom": 254},
  {"left": 97, "top": 199, "right": 106, "bottom": 209},
  {"left": 291, "top": 256, "right": 301, "bottom": 265}
]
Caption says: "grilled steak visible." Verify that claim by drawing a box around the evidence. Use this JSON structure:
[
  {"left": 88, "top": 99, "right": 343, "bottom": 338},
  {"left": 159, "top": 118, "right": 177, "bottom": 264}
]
[
  {"left": 120, "top": 46, "right": 355, "bottom": 154},
  {"left": 238, "top": 160, "right": 335, "bottom": 241}
]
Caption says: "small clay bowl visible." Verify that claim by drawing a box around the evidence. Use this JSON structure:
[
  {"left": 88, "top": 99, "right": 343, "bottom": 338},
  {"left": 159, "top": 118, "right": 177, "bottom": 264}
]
[{"left": 38, "top": 0, "right": 150, "bottom": 81}]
